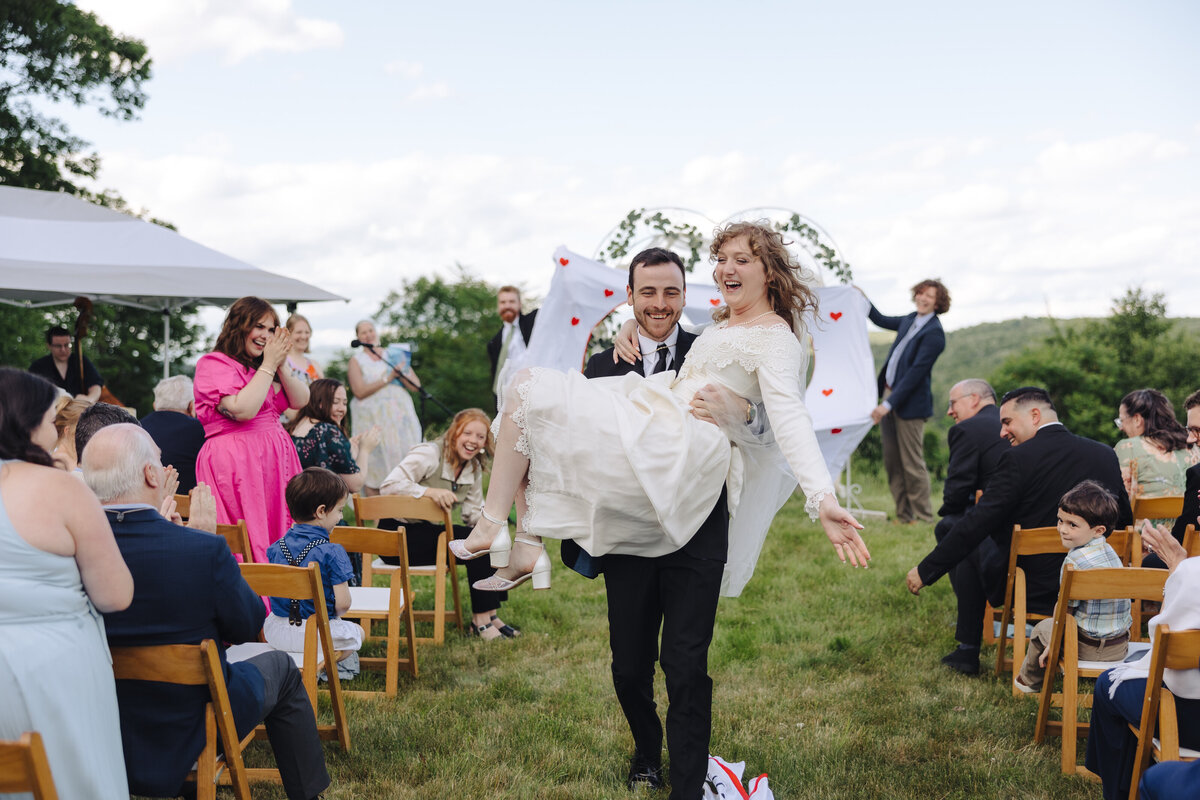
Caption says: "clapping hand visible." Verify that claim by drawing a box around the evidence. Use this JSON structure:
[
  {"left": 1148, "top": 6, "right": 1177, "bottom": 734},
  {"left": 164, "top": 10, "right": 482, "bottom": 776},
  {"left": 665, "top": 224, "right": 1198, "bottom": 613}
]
[
  {"left": 158, "top": 466, "right": 181, "bottom": 522},
  {"left": 261, "top": 327, "right": 292, "bottom": 372},
  {"left": 818, "top": 494, "right": 870, "bottom": 568},
  {"left": 186, "top": 483, "right": 218, "bottom": 534},
  {"left": 1142, "top": 520, "right": 1188, "bottom": 571}
]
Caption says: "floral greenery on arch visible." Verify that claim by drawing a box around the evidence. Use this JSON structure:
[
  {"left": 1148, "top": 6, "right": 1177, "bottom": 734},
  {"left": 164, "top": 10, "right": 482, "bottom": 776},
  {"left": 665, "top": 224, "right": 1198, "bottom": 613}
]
[{"left": 595, "top": 207, "right": 853, "bottom": 284}]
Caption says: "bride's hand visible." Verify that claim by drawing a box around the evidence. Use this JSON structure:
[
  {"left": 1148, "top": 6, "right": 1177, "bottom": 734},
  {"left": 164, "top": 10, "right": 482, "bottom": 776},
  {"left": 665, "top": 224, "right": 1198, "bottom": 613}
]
[
  {"left": 818, "top": 494, "right": 870, "bottom": 567},
  {"left": 612, "top": 319, "right": 640, "bottom": 364}
]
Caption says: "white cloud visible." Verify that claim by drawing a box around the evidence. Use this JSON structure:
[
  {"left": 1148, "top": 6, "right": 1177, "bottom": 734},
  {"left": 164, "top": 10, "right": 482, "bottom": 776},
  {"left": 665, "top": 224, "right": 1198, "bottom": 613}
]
[
  {"left": 76, "top": 0, "right": 343, "bottom": 64},
  {"left": 1035, "top": 132, "right": 1189, "bottom": 182},
  {"left": 384, "top": 60, "right": 424, "bottom": 79},
  {"left": 407, "top": 81, "right": 451, "bottom": 102}
]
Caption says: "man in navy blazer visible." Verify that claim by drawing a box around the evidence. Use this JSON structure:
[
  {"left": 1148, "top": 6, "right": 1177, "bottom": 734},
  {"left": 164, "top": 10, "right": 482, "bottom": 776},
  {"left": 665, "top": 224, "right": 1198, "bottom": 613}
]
[
  {"left": 865, "top": 279, "right": 950, "bottom": 523},
  {"left": 140, "top": 375, "right": 206, "bottom": 493},
  {"left": 83, "top": 424, "right": 329, "bottom": 800}
]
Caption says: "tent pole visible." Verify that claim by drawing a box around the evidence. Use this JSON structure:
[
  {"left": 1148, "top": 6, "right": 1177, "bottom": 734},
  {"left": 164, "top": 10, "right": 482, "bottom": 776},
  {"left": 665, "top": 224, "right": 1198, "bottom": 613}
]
[{"left": 162, "top": 309, "right": 171, "bottom": 379}]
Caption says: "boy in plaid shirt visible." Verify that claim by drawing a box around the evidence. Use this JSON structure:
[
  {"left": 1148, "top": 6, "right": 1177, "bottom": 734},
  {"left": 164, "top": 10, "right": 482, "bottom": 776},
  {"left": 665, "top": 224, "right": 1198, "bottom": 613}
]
[{"left": 1015, "top": 480, "right": 1131, "bottom": 693}]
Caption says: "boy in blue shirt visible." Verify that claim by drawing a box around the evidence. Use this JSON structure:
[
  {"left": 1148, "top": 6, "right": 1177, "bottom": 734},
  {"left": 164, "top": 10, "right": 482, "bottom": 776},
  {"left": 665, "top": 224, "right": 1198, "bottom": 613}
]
[
  {"left": 264, "top": 467, "right": 363, "bottom": 679},
  {"left": 1015, "top": 480, "right": 1131, "bottom": 693}
]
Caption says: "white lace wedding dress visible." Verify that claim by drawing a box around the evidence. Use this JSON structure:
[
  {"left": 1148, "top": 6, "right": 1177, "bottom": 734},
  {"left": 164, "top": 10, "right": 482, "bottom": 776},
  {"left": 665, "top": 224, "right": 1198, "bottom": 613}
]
[{"left": 512, "top": 320, "right": 835, "bottom": 596}]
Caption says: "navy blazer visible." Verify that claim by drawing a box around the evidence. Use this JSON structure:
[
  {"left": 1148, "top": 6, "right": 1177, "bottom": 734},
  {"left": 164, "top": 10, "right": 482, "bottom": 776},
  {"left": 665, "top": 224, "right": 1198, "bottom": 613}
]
[
  {"left": 938, "top": 403, "right": 1007, "bottom": 518},
  {"left": 140, "top": 410, "right": 206, "bottom": 493},
  {"left": 102, "top": 508, "right": 267, "bottom": 797},
  {"left": 561, "top": 326, "right": 728, "bottom": 577},
  {"left": 917, "top": 424, "right": 1132, "bottom": 614},
  {"left": 1172, "top": 463, "right": 1200, "bottom": 543},
  {"left": 869, "top": 306, "right": 945, "bottom": 420}
]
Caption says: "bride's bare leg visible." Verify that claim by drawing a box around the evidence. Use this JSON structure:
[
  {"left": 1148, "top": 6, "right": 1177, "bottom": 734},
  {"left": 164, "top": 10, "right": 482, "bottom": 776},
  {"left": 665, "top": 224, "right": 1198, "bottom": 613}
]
[{"left": 492, "top": 474, "right": 543, "bottom": 581}]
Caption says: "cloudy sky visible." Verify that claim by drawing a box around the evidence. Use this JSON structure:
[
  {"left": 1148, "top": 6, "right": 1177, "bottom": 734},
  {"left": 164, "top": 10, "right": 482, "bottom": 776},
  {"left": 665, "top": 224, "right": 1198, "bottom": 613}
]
[{"left": 68, "top": 0, "right": 1200, "bottom": 360}]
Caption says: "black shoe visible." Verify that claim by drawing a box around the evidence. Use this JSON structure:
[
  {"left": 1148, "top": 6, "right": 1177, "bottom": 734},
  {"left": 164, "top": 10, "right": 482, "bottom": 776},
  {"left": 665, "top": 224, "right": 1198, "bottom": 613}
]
[
  {"left": 941, "top": 647, "right": 980, "bottom": 675},
  {"left": 627, "top": 754, "right": 663, "bottom": 790}
]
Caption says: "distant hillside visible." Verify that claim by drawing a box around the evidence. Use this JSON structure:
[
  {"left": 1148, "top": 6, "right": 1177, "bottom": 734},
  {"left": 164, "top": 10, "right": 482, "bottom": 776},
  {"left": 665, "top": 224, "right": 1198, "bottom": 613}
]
[{"left": 867, "top": 316, "right": 1200, "bottom": 436}]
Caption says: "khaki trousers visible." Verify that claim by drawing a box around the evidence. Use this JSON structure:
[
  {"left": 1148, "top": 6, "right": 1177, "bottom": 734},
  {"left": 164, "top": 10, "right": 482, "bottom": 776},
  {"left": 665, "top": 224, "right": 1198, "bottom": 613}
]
[
  {"left": 880, "top": 390, "right": 933, "bottom": 522},
  {"left": 1017, "top": 617, "right": 1128, "bottom": 690}
]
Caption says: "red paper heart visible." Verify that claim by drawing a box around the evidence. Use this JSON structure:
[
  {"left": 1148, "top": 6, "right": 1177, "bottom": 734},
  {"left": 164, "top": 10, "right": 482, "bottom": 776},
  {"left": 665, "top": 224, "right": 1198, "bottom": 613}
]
[
  {"left": 831, "top": 428, "right": 843, "bottom": 434},
  {"left": 821, "top": 388, "right": 833, "bottom": 396},
  {"left": 709, "top": 298, "right": 720, "bottom": 306},
  {"left": 570, "top": 317, "right": 580, "bottom": 326},
  {"left": 559, "top": 257, "right": 569, "bottom": 266},
  {"left": 830, "top": 312, "right": 843, "bottom": 321},
  {"left": 604, "top": 289, "right": 614, "bottom": 297}
]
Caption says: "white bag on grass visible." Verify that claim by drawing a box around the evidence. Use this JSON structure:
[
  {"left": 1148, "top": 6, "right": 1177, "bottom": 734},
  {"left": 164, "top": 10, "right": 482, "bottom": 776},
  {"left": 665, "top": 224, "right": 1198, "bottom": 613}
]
[{"left": 703, "top": 755, "right": 774, "bottom": 799}]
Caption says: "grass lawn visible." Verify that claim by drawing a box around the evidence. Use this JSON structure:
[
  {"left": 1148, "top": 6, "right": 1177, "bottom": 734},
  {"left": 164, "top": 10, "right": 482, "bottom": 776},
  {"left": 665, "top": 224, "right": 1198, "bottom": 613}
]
[{"left": 233, "top": 475, "right": 1103, "bottom": 799}]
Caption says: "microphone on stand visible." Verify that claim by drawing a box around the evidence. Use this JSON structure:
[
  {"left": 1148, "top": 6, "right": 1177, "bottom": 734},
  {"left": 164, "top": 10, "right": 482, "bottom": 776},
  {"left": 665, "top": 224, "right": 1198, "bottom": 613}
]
[{"left": 349, "top": 339, "right": 377, "bottom": 350}]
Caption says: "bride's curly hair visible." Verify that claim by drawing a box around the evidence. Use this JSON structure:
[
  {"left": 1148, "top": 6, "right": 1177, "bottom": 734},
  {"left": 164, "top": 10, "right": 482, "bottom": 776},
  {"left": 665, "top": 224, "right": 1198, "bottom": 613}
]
[{"left": 709, "top": 221, "right": 818, "bottom": 331}]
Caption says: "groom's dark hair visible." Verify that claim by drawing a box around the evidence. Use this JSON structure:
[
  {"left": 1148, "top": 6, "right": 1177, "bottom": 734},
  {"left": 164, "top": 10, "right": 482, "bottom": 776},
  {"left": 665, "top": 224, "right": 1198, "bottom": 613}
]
[{"left": 628, "top": 248, "right": 686, "bottom": 290}]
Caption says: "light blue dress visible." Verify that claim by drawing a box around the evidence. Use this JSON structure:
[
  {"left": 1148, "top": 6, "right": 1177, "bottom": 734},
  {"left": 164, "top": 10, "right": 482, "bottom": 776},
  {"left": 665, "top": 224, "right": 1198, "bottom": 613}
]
[{"left": 0, "top": 460, "right": 128, "bottom": 799}]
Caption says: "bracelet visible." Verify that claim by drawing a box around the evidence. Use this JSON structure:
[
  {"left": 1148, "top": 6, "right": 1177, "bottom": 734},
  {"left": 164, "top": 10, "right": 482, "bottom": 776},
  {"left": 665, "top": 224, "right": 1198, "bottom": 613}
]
[{"left": 257, "top": 367, "right": 274, "bottom": 378}]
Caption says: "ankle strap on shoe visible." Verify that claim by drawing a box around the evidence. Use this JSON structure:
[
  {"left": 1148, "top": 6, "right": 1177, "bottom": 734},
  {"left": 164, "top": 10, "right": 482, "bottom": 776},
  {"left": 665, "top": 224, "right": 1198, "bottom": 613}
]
[
  {"left": 514, "top": 536, "right": 541, "bottom": 547},
  {"left": 481, "top": 508, "right": 506, "bottom": 525}
]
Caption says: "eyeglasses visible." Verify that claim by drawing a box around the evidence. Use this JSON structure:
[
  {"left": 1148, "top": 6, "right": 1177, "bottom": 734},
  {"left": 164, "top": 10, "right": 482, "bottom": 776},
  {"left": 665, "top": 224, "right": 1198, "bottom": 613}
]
[
  {"left": 947, "top": 392, "right": 976, "bottom": 408},
  {"left": 1188, "top": 426, "right": 1200, "bottom": 439},
  {"left": 1113, "top": 417, "right": 1123, "bottom": 429}
]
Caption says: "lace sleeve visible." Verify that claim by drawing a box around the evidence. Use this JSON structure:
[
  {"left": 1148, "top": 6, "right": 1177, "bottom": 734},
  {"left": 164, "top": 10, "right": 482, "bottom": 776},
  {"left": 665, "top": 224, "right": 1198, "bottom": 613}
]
[{"left": 753, "top": 328, "right": 836, "bottom": 519}]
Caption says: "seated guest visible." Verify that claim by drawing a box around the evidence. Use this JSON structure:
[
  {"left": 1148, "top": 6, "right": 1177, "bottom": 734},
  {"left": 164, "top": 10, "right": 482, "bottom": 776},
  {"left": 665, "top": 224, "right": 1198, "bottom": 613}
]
[
  {"left": 1014, "top": 481, "right": 1130, "bottom": 694},
  {"left": 286, "top": 378, "right": 379, "bottom": 494},
  {"left": 0, "top": 368, "right": 132, "bottom": 800},
  {"left": 50, "top": 394, "right": 92, "bottom": 471},
  {"left": 83, "top": 424, "right": 330, "bottom": 800},
  {"left": 906, "top": 387, "right": 1132, "bottom": 675},
  {"left": 1170, "top": 389, "right": 1200, "bottom": 543},
  {"left": 1085, "top": 525, "right": 1200, "bottom": 800},
  {"left": 1139, "top": 759, "right": 1200, "bottom": 800},
  {"left": 1114, "top": 388, "right": 1196, "bottom": 507},
  {"left": 265, "top": 468, "right": 364, "bottom": 679},
  {"left": 74, "top": 401, "right": 138, "bottom": 460},
  {"left": 141, "top": 375, "right": 206, "bottom": 493},
  {"left": 385, "top": 408, "right": 517, "bottom": 640},
  {"left": 28, "top": 325, "right": 104, "bottom": 401}
]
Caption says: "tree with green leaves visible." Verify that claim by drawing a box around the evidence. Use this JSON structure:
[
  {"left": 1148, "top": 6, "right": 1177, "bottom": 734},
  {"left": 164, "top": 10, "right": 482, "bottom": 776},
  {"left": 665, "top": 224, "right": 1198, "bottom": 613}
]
[
  {"left": 0, "top": 2, "right": 205, "bottom": 414},
  {"left": 989, "top": 288, "right": 1200, "bottom": 445},
  {"left": 366, "top": 267, "right": 503, "bottom": 432}
]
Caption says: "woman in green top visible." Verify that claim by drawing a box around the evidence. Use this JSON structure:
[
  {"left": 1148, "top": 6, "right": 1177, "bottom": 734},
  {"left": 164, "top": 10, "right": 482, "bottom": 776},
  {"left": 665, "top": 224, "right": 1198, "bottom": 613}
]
[{"left": 1114, "top": 388, "right": 1197, "bottom": 503}]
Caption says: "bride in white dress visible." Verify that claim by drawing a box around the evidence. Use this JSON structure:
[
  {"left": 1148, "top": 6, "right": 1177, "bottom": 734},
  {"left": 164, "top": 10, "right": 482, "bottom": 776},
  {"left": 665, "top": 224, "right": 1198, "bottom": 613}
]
[{"left": 449, "top": 222, "right": 869, "bottom": 594}]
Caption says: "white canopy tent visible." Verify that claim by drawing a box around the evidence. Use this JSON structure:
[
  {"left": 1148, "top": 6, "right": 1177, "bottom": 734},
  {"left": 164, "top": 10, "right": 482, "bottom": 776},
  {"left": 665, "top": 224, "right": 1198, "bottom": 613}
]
[{"left": 0, "top": 186, "right": 344, "bottom": 377}]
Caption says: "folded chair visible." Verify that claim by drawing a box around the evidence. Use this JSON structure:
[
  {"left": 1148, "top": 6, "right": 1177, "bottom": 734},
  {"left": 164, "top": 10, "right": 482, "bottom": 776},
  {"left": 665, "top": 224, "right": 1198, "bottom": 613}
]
[
  {"left": 330, "top": 525, "right": 419, "bottom": 697},
  {"left": 0, "top": 732, "right": 59, "bottom": 800},
  {"left": 110, "top": 639, "right": 271, "bottom": 799},
  {"left": 995, "top": 526, "right": 1069, "bottom": 685},
  {"left": 1033, "top": 565, "right": 1165, "bottom": 775},
  {"left": 353, "top": 493, "right": 464, "bottom": 644},
  {"left": 237, "top": 562, "right": 350, "bottom": 751},
  {"left": 1127, "top": 625, "right": 1200, "bottom": 800}
]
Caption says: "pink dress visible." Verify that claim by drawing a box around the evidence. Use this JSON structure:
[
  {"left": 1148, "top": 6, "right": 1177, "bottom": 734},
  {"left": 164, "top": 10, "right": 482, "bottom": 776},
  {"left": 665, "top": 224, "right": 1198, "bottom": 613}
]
[{"left": 194, "top": 352, "right": 302, "bottom": 563}]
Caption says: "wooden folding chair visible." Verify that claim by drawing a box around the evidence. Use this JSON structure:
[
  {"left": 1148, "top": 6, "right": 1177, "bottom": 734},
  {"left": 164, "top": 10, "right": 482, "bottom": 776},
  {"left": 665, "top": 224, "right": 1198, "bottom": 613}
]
[
  {"left": 1129, "top": 525, "right": 1198, "bottom": 638},
  {"left": 110, "top": 639, "right": 273, "bottom": 799},
  {"left": 237, "top": 562, "right": 350, "bottom": 751},
  {"left": 995, "top": 526, "right": 1069, "bottom": 685},
  {"left": 0, "top": 732, "right": 58, "bottom": 800},
  {"left": 174, "top": 493, "right": 191, "bottom": 520},
  {"left": 331, "top": 525, "right": 419, "bottom": 697},
  {"left": 353, "top": 493, "right": 464, "bottom": 645},
  {"left": 1106, "top": 527, "right": 1133, "bottom": 566},
  {"left": 1130, "top": 495, "right": 1185, "bottom": 527},
  {"left": 1033, "top": 565, "right": 1165, "bottom": 774},
  {"left": 1127, "top": 624, "right": 1200, "bottom": 800},
  {"left": 217, "top": 520, "right": 254, "bottom": 563}
]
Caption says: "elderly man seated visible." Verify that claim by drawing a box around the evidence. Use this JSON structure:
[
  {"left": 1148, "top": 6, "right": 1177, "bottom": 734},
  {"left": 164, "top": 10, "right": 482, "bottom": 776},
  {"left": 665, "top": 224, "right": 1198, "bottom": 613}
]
[
  {"left": 140, "top": 375, "right": 206, "bottom": 493},
  {"left": 82, "top": 423, "right": 330, "bottom": 800}
]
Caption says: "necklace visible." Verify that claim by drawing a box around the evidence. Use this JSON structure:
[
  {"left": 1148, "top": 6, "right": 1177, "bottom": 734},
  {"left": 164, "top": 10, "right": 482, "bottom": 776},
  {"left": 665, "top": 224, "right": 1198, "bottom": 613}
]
[{"left": 726, "top": 310, "right": 777, "bottom": 328}]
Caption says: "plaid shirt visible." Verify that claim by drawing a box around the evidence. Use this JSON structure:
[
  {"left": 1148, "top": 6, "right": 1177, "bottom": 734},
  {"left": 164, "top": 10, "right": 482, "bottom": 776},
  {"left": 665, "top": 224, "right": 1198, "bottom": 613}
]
[{"left": 1065, "top": 536, "right": 1132, "bottom": 639}]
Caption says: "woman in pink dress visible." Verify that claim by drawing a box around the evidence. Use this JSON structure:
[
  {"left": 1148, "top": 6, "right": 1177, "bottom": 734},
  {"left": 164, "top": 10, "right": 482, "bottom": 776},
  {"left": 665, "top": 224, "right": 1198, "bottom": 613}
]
[{"left": 194, "top": 297, "right": 310, "bottom": 562}]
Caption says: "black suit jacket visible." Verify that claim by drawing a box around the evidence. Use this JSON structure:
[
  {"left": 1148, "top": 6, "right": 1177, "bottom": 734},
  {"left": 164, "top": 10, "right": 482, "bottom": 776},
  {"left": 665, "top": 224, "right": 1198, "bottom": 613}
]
[
  {"left": 868, "top": 307, "right": 945, "bottom": 419},
  {"left": 487, "top": 310, "right": 538, "bottom": 385},
  {"left": 561, "top": 326, "right": 728, "bottom": 575},
  {"left": 938, "top": 404, "right": 1007, "bottom": 518},
  {"left": 1172, "top": 463, "right": 1200, "bottom": 542},
  {"left": 917, "top": 423, "right": 1132, "bottom": 613},
  {"left": 102, "top": 508, "right": 267, "bottom": 797},
  {"left": 140, "top": 410, "right": 206, "bottom": 493}
]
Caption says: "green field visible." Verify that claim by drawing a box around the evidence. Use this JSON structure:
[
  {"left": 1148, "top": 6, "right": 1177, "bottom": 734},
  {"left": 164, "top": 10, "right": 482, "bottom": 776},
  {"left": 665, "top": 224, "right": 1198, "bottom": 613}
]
[{"left": 224, "top": 476, "right": 1106, "bottom": 800}]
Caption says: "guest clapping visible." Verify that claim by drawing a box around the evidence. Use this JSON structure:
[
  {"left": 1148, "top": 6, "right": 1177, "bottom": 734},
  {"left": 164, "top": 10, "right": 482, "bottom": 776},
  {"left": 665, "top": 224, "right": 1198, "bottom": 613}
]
[
  {"left": 347, "top": 319, "right": 422, "bottom": 495},
  {"left": 1115, "top": 388, "right": 1197, "bottom": 502},
  {"left": 194, "top": 297, "right": 308, "bottom": 562},
  {"left": 141, "top": 375, "right": 206, "bottom": 493},
  {"left": 285, "top": 313, "right": 323, "bottom": 385}
]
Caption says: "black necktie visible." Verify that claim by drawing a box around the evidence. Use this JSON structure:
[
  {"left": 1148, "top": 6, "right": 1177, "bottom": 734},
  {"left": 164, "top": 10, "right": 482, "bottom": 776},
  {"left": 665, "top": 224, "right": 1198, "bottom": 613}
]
[{"left": 651, "top": 343, "right": 670, "bottom": 374}]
